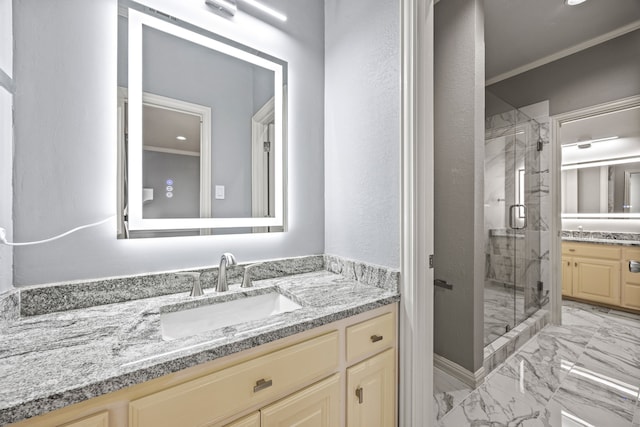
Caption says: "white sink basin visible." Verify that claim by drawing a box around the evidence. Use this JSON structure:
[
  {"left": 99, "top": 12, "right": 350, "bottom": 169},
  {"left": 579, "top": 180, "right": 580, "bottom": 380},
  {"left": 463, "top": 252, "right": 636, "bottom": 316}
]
[{"left": 160, "top": 292, "right": 302, "bottom": 340}]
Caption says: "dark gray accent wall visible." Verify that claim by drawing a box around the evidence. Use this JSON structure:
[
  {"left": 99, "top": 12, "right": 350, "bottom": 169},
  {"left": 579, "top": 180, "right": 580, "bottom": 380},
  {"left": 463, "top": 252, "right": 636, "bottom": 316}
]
[
  {"left": 434, "top": 0, "right": 485, "bottom": 374},
  {"left": 487, "top": 29, "right": 640, "bottom": 116}
]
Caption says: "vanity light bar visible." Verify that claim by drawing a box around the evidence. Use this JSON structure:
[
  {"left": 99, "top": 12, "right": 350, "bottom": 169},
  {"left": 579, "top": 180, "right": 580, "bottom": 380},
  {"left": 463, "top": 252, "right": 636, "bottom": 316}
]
[
  {"left": 561, "top": 155, "right": 640, "bottom": 171},
  {"left": 205, "top": 0, "right": 237, "bottom": 17},
  {"left": 240, "top": 0, "right": 287, "bottom": 21},
  {"left": 561, "top": 136, "right": 619, "bottom": 148}
]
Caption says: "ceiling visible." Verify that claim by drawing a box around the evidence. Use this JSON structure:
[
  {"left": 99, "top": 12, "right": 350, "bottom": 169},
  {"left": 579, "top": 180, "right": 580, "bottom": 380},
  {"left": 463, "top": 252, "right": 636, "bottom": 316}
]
[
  {"left": 484, "top": 0, "right": 640, "bottom": 83},
  {"left": 143, "top": 105, "right": 201, "bottom": 154}
]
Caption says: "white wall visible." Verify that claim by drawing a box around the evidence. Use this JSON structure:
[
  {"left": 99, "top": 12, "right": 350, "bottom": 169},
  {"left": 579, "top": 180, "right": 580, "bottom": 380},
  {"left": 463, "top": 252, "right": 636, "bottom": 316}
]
[
  {"left": 324, "top": 0, "right": 400, "bottom": 269},
  {"left": 0, "top": 0, "right": 13, "bottom": 293},
  {"left": 12, "top": 0, "right": 325, "bottom": 286}
]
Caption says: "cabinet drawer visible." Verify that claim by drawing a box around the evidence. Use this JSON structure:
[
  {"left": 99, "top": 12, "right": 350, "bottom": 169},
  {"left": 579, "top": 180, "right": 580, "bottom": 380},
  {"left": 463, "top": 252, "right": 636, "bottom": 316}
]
[
  {"left": 59, "top": 412, "right": 109, "bottom": 427},
  {"left": 562, "top": 243, "right": 621, "bottom": 260},
  {"left": 346, "top": 312, "right": 395, "bottom": 364},
  {"left": 129, "top": 331, "right": 339, "bottom": 427}
]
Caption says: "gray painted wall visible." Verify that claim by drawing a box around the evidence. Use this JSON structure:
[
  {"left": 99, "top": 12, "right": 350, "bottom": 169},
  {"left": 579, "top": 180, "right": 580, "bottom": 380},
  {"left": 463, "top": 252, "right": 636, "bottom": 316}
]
[
  {"left": 434, "top": 0, "right": 485, "bottom": 373},
  {"left": 324, "top": 0, "right": 400, "bottom": 269},
  {"left": 0, "top": 0, "right": 13, "bottom": 294},
  {"left": 12, "top": 0, "right": 325, "bottom": 286},
  {"left": 487, "top": 29, "right": 640, "bottom": 116}
]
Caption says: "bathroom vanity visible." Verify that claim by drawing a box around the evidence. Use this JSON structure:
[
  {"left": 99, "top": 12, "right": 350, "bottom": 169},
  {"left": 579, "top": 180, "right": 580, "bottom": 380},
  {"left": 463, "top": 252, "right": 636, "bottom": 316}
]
[
  {"left": 562, "top": 239, "right": 640, "bottom": 311},
  {"left": 0, "top": 264, "right": 399, "bottom": 427}
]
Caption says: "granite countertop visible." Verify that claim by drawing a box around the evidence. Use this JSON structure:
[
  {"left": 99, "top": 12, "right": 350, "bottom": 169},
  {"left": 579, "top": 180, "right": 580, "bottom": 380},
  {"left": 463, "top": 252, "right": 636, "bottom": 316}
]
[
  {"left": 0, "top": 271, "right": 399, "bottom": 425},
  {"left": 562, "top": 237, "right": 640, "bottom": 247}
]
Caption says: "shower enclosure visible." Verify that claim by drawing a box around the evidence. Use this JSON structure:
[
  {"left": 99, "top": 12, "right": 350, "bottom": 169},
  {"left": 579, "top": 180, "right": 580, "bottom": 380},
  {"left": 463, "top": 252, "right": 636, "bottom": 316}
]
[{"left": 484, "top": 90, "right": 547, "bottom": 346}]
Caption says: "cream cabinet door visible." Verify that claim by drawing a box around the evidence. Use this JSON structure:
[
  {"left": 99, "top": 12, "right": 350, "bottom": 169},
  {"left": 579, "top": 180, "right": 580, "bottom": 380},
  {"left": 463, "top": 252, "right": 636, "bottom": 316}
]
[
  {"left": 346, "top": 349, "right": 395, "bottom": 427},
  {"left": 622, "top": 248, "right": 640, "bottom": 309},
  {"left": 561, "top": 257, "right": 573, "bottom": 296},
  {"left": 223, "top": 412, "right": 260, "bottom": 427},
  {"left": 573, "top": 258, "right": 620, "bottom": 305},
  {"left": 260, "top": 374, "right": 340, "bottom": 427},
  {"left": 59, "top": 412, "right": 109, "bottom": 427}
]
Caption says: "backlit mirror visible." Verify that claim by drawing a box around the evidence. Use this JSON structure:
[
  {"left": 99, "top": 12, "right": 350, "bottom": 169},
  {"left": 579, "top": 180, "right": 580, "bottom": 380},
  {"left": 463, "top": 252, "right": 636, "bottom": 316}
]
[
  {"left": 560, "top": 97, "right": 640, "bottom": 218},
  {"left": 117, "top": 4, "right": 287, "bottom": 237}
]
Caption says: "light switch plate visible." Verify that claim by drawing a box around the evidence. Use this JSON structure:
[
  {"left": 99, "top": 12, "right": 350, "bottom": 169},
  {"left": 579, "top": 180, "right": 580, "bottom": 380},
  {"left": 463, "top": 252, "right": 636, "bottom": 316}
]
[{"left": 215, "top": 185, "right": 225, "bottom": 200}]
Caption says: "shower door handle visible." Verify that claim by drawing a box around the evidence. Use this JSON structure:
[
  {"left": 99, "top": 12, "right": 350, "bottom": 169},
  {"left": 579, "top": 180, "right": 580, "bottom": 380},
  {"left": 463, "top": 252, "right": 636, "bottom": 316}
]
[{"left": 509, "top": 204, "right": 527, "bottom": 230}]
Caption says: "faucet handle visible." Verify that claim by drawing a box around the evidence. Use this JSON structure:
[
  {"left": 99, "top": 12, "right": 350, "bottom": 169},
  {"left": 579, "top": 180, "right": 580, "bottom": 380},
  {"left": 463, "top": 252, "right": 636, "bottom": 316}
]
[
  {"left": 241, "top": 263, "right": 261, "bottom": 288},
  {"left": 175, "top": 272, "right": 204, "bottom": 297}
]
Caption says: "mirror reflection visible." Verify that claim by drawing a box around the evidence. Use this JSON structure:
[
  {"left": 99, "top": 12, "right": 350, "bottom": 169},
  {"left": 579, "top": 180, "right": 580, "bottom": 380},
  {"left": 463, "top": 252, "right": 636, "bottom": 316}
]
[
  {"left": 560, "top": 101, "right": 640, "bottom": 217},
  {"left": 117, "top": 4, "right": 286, "bottom": 237}
]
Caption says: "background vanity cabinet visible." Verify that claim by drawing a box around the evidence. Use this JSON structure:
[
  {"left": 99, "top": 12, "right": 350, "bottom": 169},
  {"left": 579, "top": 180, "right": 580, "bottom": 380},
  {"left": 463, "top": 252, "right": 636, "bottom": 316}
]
[
  {"left": 562, "top": 243, "right": 622, "bottom": 306},
  {"left": 622, "top": 247, "right": 640, "bottom": 310},
  {"left": 561, "top": 256, "right": 573, "bottom": 296}
]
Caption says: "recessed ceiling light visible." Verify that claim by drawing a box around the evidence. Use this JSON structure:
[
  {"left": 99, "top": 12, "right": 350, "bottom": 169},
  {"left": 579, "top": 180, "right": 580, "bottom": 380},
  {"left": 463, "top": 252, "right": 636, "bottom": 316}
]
[
  {"left": 176, "top": 136, "right": 187, "bottom": 141},
  {"left": 565, "top": 0, "right": 588, "bottom": 5}
]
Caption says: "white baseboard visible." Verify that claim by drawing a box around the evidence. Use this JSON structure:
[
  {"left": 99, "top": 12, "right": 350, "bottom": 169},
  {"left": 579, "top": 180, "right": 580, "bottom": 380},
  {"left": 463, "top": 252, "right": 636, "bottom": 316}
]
[{"left": 434, "top": 353, "right": 485, "bottom": 389}]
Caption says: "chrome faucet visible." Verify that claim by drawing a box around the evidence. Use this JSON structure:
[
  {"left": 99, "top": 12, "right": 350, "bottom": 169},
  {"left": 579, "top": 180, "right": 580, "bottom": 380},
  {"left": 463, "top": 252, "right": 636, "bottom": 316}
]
[{"left": 217, "top": 253, "right": 237, "bottom": 292}]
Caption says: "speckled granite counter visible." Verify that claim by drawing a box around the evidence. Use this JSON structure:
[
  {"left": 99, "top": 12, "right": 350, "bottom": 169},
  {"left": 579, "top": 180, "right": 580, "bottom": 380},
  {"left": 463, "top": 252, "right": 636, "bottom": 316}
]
[
  {"left": 0, "top": 270, "right": 399, "bottom": 425},
  {"left": 562, "top": 236, "right": 640, "bottom": 247}
]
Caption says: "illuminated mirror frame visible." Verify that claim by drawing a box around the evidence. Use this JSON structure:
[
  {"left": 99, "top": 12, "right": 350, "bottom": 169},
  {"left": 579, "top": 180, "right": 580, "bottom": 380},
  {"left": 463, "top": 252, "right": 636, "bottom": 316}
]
[
  {"left": 126, "top": 8, "right": 285, "bottom": 231},
  {"left": 557, "top": 95, "right": 640, "bottom": 220}
]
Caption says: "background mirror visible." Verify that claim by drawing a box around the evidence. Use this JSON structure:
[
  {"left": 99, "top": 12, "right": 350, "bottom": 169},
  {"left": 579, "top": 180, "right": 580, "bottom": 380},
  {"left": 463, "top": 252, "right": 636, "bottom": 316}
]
[
  {"left": 560, "top": 102, "right": 640, "bottom": 217},
  {"left": 117, "top": 4, "right": 286, "bottom": 237}
]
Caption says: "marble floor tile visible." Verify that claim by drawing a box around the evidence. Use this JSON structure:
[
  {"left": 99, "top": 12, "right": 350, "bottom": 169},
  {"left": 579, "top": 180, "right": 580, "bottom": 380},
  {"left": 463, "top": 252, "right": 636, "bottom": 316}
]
[
  {"left": 433, "top": 367, "right": 473, "bottom": 421},
  {"left": 577, "top": 333, "right": 640, "bottom": 388},
  {"left": 437, "top": 301, "right": 640, "bottom": 425},
  {"left": 632, "top": 400, "right": 640, "bottom": 427},
  {"left": 544, "top": 364, "right": 638, "bottom": 427},
  {"left": 437, "top": 377, "right": 547, "bottom": 427},
  {"left": 488, "top": 328, "right": 588, "bottom": 408},
  {"left": 560, "top": 306, "right": 605, "bottom": 332}
]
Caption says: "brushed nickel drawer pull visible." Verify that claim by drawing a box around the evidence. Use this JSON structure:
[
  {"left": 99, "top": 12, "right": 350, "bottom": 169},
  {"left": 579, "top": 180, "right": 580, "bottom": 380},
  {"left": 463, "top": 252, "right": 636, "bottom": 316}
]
[
  {"left": 370, "top": 334, "right": 383, "bottom": 343},
  {"left": 355, "top": 386, "right": 364, "bottom": 404},
  {"left": 253, "top": 378, "right": 273, "bottom": 393},
  {"left": 631, "top": 260, "right": 640, "bottom": 273}
]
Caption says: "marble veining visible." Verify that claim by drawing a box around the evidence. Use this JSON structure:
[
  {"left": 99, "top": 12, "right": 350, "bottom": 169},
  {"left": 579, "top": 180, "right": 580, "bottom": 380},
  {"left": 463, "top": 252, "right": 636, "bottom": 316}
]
[
  {"left": 439, "top": 303, "right": 640, "bottom": 426},
  {"left": 19, "top": 255, "right": 324, "bottom": 317},
  {"left": 0, "top": 270, "right": 399, "bottom": 425}
]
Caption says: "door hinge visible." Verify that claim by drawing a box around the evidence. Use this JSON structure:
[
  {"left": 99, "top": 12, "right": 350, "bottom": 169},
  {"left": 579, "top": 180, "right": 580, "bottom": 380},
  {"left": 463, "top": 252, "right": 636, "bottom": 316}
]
[
  {"left": 429, "top": 255, "right": 434, "bottom": 269},
  {"left": 263, "top": 141, "right": 271, "bottom": 152},
  {"left": 537, "top": 138, "right": 544, "bottom": 152}
]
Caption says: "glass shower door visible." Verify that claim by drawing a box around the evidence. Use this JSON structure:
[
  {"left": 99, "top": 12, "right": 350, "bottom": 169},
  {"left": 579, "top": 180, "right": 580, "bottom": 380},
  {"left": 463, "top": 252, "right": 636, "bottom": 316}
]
[{"left": 484, "top": 91, "right": 543, "bottom": 346}]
